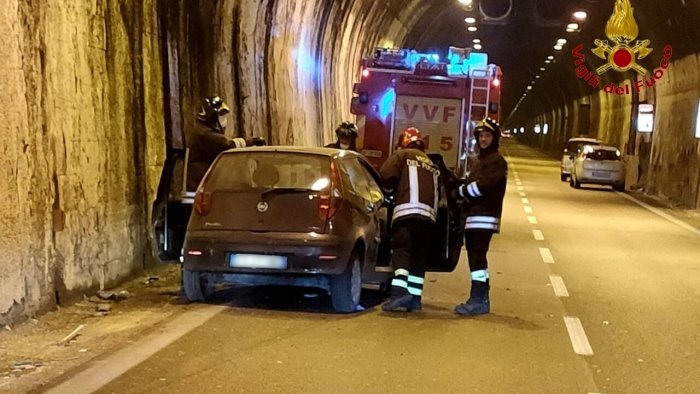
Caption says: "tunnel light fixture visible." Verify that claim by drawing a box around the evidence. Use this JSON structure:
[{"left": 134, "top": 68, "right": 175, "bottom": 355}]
[
  {"left": 459, "top": 0, "right": 474, "bottom": 5},
  {"left": 473, "top": 43, "right": 483, "bottom": 50},
  {"left": 547, "top": 55, "right": 555, "bottom": 60},
  {"left": 468, "top": 26, "right": 478, "bottom": 32},
  {"left": 527, "top": 85, "right": 533, "bottom": 90},
  {"left": 545, "top": 60, "right": 552, "bottom": 64},
  {"left": 535, "top": 75, "right": 541, "bottom": 79},
  {"left": 557, "top": 38, "right": 567, "bottom": 45},
  {"left": 573, "top": 11, "right": 588, "bottom": 21},
  {"left": 554, "top": 45, "right": 563, "bottom": 50},
  {"left": 520, "top": 127, "right": 525, "bottom": 133},
  {"left": 534, "top": 124, "right": 542, "bottom": 134},
  {"left": 472, "top": 38, "right": 481, "bottom": 43},
  {"left": 539, "top": 67, "right": 546, "bottom": 71},
  {"left": 543, "top": 123, "right": 549, "bottom": 135},
  {"left": 465, "top": 17, "right": 477, "bottom": 24},
  {"left": 567, "top": 23, "right": 580, "bottom": 32}
]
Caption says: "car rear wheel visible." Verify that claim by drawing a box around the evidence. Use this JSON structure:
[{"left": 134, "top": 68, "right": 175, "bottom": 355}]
[
  {"left": 560, "top": 173, "right": 567, "bottom": 182},
  {"left": 330, "top": 253, "right": 362, "bottom": 313},
  {"left": 182, "top": 268, "right": 216, "bottom": 302}
]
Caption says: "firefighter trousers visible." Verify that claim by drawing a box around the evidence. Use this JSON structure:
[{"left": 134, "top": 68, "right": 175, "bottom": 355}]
[
  {"left": 390, "top": 217, "right": 435, "bottom": 278},
  {"left": 464, "top": 230, "right": 494, "bottom": 272}
]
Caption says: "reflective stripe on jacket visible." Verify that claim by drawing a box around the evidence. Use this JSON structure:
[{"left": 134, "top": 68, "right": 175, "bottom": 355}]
[{"left": 380, "top": 149, "right": 439, "bottom": 222}]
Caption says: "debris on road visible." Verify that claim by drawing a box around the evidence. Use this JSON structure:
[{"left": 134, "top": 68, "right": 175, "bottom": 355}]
[
  {"left": 58, "top": 324, "right": 85, "bottom": 346},
  {"left": 144, "top": 276, "right": 160, "bottom": 285},
  {"left": 96, "top": 304, "right": 112, "bottom": 312},
  {"left": 3, "top": 325, "right": 11, "bottom": 332}
]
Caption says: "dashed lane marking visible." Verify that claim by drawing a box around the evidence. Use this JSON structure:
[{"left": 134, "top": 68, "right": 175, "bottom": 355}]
[
  {"left": 519, "top": 192, "right": 527, "bottom": 197},
  {"left": 517, "top": 186, "right": 524, "bottom": 191},
  {"left": 521, "top": 198, "right": 530, "bottom": 204},
  {"left": 564, "top": 316, "right": 595, "bottom": 356},
  {"left": 539, "top": 247, "right": 555, "bottom": 263},
  {"left": 524, "top": 206, "right": 534, "bottom": 214},
  {"left": 549, "top": 275, "right": 570, "bottom": 297},
  {"left": 532, "top": 229, "right": 544, "bottom": 240},
  {"left": 527, "top": 216, "right": 538, "bottom": 224},
  {"left": 616, "top": 192, "right": 700, "bottom": 237},
  {"left": 45, "top": 305, "right": 227, "bottom": 394}
]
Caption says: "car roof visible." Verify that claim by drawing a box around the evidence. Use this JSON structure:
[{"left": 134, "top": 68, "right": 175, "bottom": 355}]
[
  {"left": 221, "top": 145, "right": 358, "bottom": 158},
  {"left": 568, "top": 137, "right": 602, "bottom": 143}
]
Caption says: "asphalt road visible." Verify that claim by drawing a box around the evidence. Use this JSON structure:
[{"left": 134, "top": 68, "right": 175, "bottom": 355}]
[{"left": 45, "top": 141, "right": 700, "bottom": 394}]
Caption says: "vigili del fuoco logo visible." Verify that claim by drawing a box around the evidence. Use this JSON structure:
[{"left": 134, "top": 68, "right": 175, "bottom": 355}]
[{"left": 571, "top": 0, "right": 672, "bottom": 95}]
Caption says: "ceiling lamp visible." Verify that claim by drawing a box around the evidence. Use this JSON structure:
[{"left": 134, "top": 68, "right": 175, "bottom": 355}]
[
  {"left": 473, "top": 38, "right": 481, "bottom": 43},
  {"left": 465, "top": 17, "right": 477, "bottom": 24},
  {"left": 459, "top": 0, "right": 474, "bottom": 5},
  {"left": 473, "top": 43, "right": 483, "bottom": 50},
  {"left": 573, "top": 11, "right": 588, "bottom": 21},
  {"left": 468, "top": 26, "right": 478, "bottom": 32},
  {"left": 539, "top": 67, "right": 546, "bottom": 71},
  {"left": 566, "top": 23, "right": 580, "bottom": 31},
  {"left": 557, "top": 38, "right": 567, "bottom": 45},
  {"left": 547, "top": 55, "right": 555, "bottom": 60},
  {"left": 554, "top": 45, "right": 563, "bottom": 50}
]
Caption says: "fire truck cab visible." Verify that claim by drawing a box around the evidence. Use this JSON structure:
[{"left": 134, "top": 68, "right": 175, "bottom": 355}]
[{"left": 350, "top": 47, "right": 502, "bottom": 175}]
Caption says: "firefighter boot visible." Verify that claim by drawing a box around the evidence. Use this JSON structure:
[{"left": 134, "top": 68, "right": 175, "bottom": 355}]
[
  {"left": 454, "top": 280, "right": 490, "bottom": 316},
  {"left": 382, "top": 287, "right": 422, "bottom": 312}
]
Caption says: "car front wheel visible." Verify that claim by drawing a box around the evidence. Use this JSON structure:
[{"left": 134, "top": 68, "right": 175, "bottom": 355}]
[
  {"left": 330, "top": 253, "right": 362, "bottom": 313},
  {"left": 182, "top": 268, "right": 216, "bottom": 302}
]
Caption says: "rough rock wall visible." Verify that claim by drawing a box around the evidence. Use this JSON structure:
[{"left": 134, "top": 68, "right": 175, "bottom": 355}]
[
  {"left": 162, "top": 0, "right": 430, "bottom": 149},
  {"left": 1, "top": 1, "right": 165, "bottom": 324}
]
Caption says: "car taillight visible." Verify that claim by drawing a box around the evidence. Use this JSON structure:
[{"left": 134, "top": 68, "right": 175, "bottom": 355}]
[
  {"left": 319, "top": 162, "right": 340, "bottom": 221},
  {"left": 194, "top": 191, "right": 212, "bottom": 216}
]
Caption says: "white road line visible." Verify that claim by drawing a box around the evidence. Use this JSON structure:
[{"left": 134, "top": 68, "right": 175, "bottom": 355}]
[
  {"left": 539, "top": 247, "right": 555, "bottom": 263},
  {"left": 532, "top": 229, "right": 544, "bottom": 240},
  {"left": 564, "top": 316, "right": 594, "bottom": 356},
  {"left": 516, "top": 182, "right": 522, "bottom": 186},
  {"left": 527, "top": 216, "right": 538, "bottom": 224},
  {"left": 617, "top": 192, "right": 700, "bottom": 237},
  {"left": 549, "top": 275, "right": 570, "bottom": 297},
  {"left": 45, "top": 305, "right": 226, "bottom": 394},
  {"left": 519, "top": 192, "right": 527, "bottom": 197},
  {"left": 521, "top": 198, "right": 530, "bottom": 204},
  {"left": 524, "top": 206, "right": 534, "bottom": 214},
  {"left": 517, "top": 186, "right": 524, "bottom": 191}
]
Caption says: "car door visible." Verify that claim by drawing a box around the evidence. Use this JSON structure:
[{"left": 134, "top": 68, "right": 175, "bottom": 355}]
[
  {"left": 356, "top": 158, "right": 390, "bottom": 269},
  {"left": 151, "top": 148, "right": 193, "bottom": 262},
  {"left": 425, "top": 153, "right": 464, "bottom": 272}
]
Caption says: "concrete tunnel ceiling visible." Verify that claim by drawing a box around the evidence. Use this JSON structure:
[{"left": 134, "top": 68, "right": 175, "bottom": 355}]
[{"left": 404, "top": 0, "right": 700, "bottom": 125}]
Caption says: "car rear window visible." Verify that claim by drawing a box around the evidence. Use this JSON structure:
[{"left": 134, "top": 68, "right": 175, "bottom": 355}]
[
  {"left": 587, "top": 149, "right": 620, "bottom": 161},
  {"left": 567, "top": 141, "right": 600, "bottom": 154},
  {"left": 204, "top": 152, "right": 330, "bottom": 191}
]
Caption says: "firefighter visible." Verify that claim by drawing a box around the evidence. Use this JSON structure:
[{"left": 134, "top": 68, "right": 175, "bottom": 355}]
[
  {"left": 325, "top": 121, "right": 358, "bottom": 151},
  {"left": 187, "top": 95, "right": 266, "bottom": 190},
  {"left": 452, "top": 117, "right": 507, "bottom": 316},
  {"left": 379, "top": 127, "right": 439, "bottom": 312}
]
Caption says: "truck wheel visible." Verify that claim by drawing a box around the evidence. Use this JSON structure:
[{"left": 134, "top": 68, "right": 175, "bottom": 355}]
[
  {"left": 613, "top": 183, "right": 625, "bottom": 192},
  {"left": 331, "top": 254, "right": 362, "bottom": 313},
  {"left": 182, "top": 269, "right": 216, "bottom": 302}
]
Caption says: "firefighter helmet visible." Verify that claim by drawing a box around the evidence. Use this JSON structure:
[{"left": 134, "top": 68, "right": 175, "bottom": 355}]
[
  {"left": 398, "top": 127, "right": 425, "bottom": 150},
  {"left": 474, "top": 117, "right": 501, "bottom": 149},
  {"left": 335, "top": 121, "right": 358, "bottom": 138},
  {"left": 197, "top": 96, "right": 230, "bottom": 131}
]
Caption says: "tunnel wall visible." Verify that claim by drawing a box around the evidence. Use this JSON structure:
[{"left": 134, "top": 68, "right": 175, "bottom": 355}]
[{"left": 1, "top": 1, "right": 165, "bottom": 324}]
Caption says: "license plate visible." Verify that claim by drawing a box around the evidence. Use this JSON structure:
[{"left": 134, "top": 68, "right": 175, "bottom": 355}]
[
  {"left": 229, "top": 254, "right": 287, "bottom": 269},
  {"left": 592, "top": 171, "right": 610, "bottom": 178}
]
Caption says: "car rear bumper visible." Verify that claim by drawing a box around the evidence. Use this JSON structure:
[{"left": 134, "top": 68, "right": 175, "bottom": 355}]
[
  {"left": 183, "top": 230, "right": 352, "bottom": 275},
  {"left": 577, "top": 169, "right": 625, "bottom": 185}
]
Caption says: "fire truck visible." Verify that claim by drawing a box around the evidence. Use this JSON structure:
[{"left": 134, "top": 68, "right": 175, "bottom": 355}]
[{"left": 350, "top": 47, "right": 502, "bottom": 175}]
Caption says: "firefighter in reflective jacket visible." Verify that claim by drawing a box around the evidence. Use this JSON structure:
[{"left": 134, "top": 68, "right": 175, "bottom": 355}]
[
  {"left": 325, "top": 121, "right": 358, "bottom": 151},
  {"left": 452, "top": 118, "right": 507, "bottom": 315},
  {"left": 379, "top": 127, "right": 439, "bottom": 312},
  {"left": 187, "top": 95, "right": 266, "bottom": 190}
]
